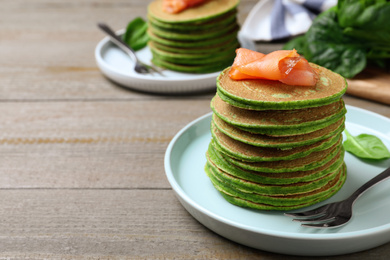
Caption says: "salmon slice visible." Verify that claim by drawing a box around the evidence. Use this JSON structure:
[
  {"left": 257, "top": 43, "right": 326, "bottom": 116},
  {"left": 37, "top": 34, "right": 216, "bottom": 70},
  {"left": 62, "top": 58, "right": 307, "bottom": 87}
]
[
  {"left": 236, "top": 49, "right": 299, "bottom": 80},
  {"left": 279, "top": 56, "right": 319, "bottom": 86},
  {"left": 229, "top": 48, "right": 265, "bottom": 80},
  {"left": 231, "top": 48, "right": 318, "bottom": 86},
  {"left": 163, "top": 0, "right": 208, "bottom": 14}
]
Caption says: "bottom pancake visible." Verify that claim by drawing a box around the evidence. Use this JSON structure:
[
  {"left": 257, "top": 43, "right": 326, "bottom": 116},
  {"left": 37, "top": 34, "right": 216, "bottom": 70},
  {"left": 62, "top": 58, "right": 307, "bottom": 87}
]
[{"left": 205, "top": 163, "right": 346, "bottom": 211}]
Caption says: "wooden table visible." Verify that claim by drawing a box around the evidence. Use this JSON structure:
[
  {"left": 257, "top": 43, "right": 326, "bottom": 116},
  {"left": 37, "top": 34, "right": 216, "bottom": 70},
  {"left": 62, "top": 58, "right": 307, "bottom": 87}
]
[{"left": 1, "top": 0, "right": 389, "bottom": 259}]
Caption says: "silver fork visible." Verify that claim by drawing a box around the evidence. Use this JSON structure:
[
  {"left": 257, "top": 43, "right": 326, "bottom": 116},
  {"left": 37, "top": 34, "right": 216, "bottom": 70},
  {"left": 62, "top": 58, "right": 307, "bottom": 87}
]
[
  {"left": 285, "top": 166, "right": 390, "bottom": 228},
  {"left": 97, "top": 22, "right": 163, "bottom": 75}
]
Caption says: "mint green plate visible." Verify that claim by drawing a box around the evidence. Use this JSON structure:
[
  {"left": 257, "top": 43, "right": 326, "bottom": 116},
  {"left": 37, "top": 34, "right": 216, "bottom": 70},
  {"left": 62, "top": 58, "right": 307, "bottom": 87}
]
[{"left": 164, "top": 105, "right": 390, "bottom": 256}]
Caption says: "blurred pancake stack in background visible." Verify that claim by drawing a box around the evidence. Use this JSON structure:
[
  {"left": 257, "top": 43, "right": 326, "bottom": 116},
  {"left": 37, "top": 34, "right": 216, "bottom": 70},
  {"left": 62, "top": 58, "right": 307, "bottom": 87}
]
[{"left": 147, "top": 0, "right": 240, "bottom": 73}]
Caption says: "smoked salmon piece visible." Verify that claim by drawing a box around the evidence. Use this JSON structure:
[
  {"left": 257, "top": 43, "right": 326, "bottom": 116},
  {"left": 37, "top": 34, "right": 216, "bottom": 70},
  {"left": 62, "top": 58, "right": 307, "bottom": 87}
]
[
  {"left": 229, "top": 48, "right": 265, "bottom": 80},
  {"left": 230, "top": 48, "right": 319, "bottom": 87},
  {"left": 163, "top": 0, "right": 208, "bottom": 14},
  {"left": 279, "top": 56, "right": 319, "bottom": 86}
]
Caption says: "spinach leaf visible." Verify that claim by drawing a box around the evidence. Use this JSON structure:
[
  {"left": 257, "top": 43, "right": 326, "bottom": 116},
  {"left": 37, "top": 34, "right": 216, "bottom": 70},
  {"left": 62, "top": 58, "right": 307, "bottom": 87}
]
[
  {"left": 284, "top": 0, "right": 390, "bottom": 78},
  {"left": 286, "top": 8, "right": 367, "bottom": 78},
  {"left": 343, "top": 129, "right": 390, "bottom": 160},
  {"left": 283, "top": 35, "right": 306, "bottom": 54},
  {"left": 308, "top": 9, "right": 367, "bottom": 77},
  {"left": 338, "top": 0, "right": 390, "bottom": 31},
  {"left": 123, "top": 17, "right": 149, "bottom": 51},
  {"left": 338, "top": 0, "right": 390, "bottom": 47}
]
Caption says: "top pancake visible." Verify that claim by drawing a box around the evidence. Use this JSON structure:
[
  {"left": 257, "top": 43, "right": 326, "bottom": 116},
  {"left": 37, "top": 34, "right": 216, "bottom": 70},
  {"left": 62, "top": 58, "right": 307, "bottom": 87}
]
[
  {"left": 148, "top": 0, "right": 239, "bottom": 23},
  {"left": 217, "top": 64, "right": 347, "bottom": 110}
]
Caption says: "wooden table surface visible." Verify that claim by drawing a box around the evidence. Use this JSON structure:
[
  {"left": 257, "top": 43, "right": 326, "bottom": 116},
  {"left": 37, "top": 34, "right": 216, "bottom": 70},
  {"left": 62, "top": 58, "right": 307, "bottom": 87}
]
[{"left": 1, "top": 0, "right": 390, "bottom": 259}]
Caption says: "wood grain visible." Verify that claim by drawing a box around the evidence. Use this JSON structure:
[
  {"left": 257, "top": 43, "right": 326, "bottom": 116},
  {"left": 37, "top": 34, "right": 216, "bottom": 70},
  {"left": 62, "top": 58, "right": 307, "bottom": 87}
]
[
  {"left": 0, "top": 0, "right": 389, "bottom": 259},
  {"left": 0, "top": 190, "right": 389, "bottom": 259},
  {"left": 347, "top": 68, "right": 390, "bottom": 106},
  {"left": 0, "top": 100, "right": 210, "bottom": 188}
]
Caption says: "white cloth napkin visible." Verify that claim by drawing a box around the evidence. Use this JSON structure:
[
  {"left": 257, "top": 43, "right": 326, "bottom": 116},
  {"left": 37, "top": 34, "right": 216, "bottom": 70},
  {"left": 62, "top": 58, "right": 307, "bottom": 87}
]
[{"left": 239, "top": 0, "right": 337, "bottom": 42}]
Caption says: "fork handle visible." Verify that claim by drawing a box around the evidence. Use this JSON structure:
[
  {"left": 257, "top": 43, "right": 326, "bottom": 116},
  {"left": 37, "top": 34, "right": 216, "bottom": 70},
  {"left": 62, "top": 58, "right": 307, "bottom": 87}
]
[
  {"left": 348, "top": 166, "right": 390, "bottom": 203},
  {"left": 97, "top": 23, "right": 138, "bottom": 62}
]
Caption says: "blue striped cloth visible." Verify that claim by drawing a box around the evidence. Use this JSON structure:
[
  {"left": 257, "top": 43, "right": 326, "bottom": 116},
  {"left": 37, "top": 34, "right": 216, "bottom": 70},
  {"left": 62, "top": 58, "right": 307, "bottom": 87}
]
[{"left": 240, "top": 0, "right": 336, "bottom": 42}]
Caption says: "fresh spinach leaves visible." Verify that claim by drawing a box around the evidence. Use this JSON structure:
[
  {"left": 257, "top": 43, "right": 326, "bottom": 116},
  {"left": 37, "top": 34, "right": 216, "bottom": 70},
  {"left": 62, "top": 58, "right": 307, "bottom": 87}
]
[
  {"left": 123, "top": 17, "right": 149, "bottom": 51},
  {"left": 343, "top": 129, "right": 390, "bottom": 160},
  {"left": 284, "top": 0, "right": 390, "bottom": 78}
]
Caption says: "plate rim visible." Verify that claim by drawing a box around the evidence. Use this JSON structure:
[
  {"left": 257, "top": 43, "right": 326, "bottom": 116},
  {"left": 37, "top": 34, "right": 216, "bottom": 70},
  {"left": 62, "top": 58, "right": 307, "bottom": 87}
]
[{"left": 164, "top": 105, "right": 390, "bottom": 242}]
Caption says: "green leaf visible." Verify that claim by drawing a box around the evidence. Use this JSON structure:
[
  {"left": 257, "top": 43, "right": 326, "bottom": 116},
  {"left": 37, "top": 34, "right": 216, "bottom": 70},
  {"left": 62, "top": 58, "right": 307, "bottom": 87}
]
[
  {"left": 303, "top": 8, "right": 367, "bottom": 78},
  {"left": 308, "top": 44, "right": 366, "bottom": 78},
  {"left": 343, "top": 129, "right": 390, "bottom": 160},
  {"left": 123, "top": 17, "right": 149, "bottom": 51},
  {"left": 283, "top": 1, "right": 390, "bottom": 78},
  {"left": 338, "top": 0, "right": 390, "bottom": 31},
  {"left": 338, "top": 0, "right": 390, "bottom": 47},
  {"left": 283, "top": 35, "right": 307, "bottom": 54}
]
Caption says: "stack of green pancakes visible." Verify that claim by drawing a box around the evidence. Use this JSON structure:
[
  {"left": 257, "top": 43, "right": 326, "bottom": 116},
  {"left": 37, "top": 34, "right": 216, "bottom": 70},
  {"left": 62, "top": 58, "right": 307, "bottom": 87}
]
[
  {"left": 205, "top": 64, "right": 348, "bottom": 210},
  {"left": 147, "top": 0, "right": 240, "bottom": 73}
]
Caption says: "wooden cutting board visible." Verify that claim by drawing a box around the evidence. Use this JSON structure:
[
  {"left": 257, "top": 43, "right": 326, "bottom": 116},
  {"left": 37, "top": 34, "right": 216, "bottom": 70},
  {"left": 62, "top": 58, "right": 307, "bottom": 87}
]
[{"left": 346, "top": 68, "right": 390, "bottom": 105}]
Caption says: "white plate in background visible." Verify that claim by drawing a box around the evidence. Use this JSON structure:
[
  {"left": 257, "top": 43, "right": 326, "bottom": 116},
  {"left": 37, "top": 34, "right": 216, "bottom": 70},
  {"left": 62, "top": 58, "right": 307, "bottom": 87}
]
[{"left": 95, "top": 29, "right": 221, "bottom": 94}]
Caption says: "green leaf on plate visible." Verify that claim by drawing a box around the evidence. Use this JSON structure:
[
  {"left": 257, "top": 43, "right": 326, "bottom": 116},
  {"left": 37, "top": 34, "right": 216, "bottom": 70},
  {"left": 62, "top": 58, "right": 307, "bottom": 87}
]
[
  {"left": 123, "top": 17, "right": 149, "bottom": 51},
  {"left": 343, "top": 129, "right": 390, "bottom": 160}
]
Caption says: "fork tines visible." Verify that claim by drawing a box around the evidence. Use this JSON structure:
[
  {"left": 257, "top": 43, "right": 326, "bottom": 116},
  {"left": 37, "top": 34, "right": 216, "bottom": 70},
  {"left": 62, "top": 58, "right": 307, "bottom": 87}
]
[{"left": 284, "top": 204, "right": 347, "bottom": 229}]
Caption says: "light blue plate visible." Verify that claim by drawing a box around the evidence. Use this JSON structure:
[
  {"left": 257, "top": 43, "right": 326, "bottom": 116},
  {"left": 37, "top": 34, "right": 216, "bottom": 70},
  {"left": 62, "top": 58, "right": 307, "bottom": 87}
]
[{"left": 164, "top": 105, "right": 390, "bottom": 256}]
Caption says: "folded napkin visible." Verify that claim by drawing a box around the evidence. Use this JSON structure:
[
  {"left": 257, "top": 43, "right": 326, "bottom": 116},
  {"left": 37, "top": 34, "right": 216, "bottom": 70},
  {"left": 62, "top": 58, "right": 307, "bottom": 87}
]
[{"left": 240, "top": 0, "right": 337, "bottom": 42}]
